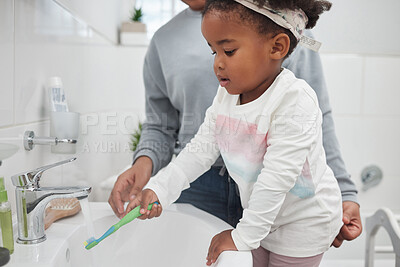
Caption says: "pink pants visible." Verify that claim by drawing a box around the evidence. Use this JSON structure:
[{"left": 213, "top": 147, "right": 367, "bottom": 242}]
[{"left": 252, "top": 246, "right": 324, "bottom": 267}]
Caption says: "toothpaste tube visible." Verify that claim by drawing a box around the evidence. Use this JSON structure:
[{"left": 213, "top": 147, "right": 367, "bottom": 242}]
[{"left": 47, "top": 77, "right": 69, "bottom": 112}]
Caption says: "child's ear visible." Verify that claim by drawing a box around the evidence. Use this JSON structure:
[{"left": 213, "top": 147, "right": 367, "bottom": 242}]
[{"left": 270, "top": 33, "right": 290, "bottom": 60}]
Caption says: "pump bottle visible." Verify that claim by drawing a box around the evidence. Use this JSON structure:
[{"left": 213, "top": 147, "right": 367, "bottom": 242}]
[{"left": 0, "top": 177, "right": 13, "bottom": 254}]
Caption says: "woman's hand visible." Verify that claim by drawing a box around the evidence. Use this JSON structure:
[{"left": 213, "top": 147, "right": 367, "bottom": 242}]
[
  {"left": 108, "top": 156, "right": 153, "bottom": 219},
  {"left": 332, "top": 201, "right": 362, "bottom": 247},
  {"left": 126, "top": 189, "right": 162, "bottom": 219},
  {"left": 206, "top": 229, "right": 238, "bottom": 266}
]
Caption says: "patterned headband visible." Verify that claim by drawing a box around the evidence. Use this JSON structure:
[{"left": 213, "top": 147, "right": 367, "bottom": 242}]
[{"left": 233, "top": 0, "right": 321, "bottom": 52}]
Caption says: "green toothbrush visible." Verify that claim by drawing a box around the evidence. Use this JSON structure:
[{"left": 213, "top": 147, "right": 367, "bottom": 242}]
[{"left": 84, "top": 202, "right": 158, "bottom": 250}]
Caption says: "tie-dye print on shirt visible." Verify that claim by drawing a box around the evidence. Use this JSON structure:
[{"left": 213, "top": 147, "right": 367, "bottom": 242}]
[
  {"left": 289, "top": 159, "right": 315, "bottom": 198},
  {"left": 216, "top": 114, "right": 315, "bottom": 198},
  {"left": 215, "top": 115, "right": 267, "bottom": 183}
]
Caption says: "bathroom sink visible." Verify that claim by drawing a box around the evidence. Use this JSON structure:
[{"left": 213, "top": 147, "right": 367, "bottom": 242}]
[{"left": 9, "top": 202, "right": 252, "bottom": 267}]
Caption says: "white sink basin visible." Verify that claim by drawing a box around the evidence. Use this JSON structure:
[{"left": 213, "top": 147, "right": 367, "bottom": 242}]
[{"left": 9, "top": 202, "right": 252, "bottom": 267}]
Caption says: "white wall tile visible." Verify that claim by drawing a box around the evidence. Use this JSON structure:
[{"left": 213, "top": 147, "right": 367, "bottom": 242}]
[
  {"left": 13, "top": 49, "right": 49, "bottom": 124},
  {"left": 314, "top": 0, "right": 400, "bottom": 55},
  {"left": 14, "top": 43, "right": 146, "bottom": 124},
  {"left": 15, "top": 0, "right": 109, "bottom": 45},
  {"left": 358, "top": 117, "right": 400, "bottom": 177},
  {"left": 14, "top": 42, "right": 70, "bottom": 123},
  {"left": 358, "top": 175, "right": 400, "bottom": 214},
  {"left": 321, "top": 54, "right": 363, "bottom": 115},
  {"left": 331, "top": 116, "right": 365, "bottom": 178},
  {"left": 13, "top": 0, "right": 109, "bottom": 124},
  {"left": 55, "top": 0, "right": 125, "bottom": 44},
  {"left": 14, "top": 0, "right": 147, "bottom": 124},
  {"left": 363, "top": 56, "right": 400, "bottom": 115},
  {"left": 334, "top": 115, "right": 400, "bottom": 194},
  {"left": 0, "top": 0, "right": 14, "bottom": 127},
  {"left": 68, "top": 45, "right": 146, "bottom": 114}
]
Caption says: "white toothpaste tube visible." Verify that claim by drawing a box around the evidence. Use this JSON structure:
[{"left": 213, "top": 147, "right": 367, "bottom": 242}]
[{"left": 47, "top": 77, "right": 69, "bottom": 112}]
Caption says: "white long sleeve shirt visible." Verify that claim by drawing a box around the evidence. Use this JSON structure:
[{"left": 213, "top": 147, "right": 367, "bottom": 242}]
[{"left": 145, "top": 69, "right": 342, "bottom": 257}]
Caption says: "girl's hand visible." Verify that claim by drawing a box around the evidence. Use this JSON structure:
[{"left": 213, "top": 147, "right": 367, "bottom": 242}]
[
  {"left": 126, "top": 189, "right": 162, "bottom": 219},
  {"left": 206, "top": 229, "right": 238, "bottom": 266}
]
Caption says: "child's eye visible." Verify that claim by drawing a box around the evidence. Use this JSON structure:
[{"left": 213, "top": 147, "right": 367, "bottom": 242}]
[
  {"left": 224, "top": 49, "right": 236, "bottom": 56},
  {"left": 211, "top": 51, "right": 216, "bottom": 56}
]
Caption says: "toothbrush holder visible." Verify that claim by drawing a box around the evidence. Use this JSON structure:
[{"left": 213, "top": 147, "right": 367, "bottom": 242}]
[{"left": 50, "top": 111, "right": 80, "bottom": 154}]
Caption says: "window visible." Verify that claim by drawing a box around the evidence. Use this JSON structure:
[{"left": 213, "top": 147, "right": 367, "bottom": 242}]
[{"left": 136, "top": 0, "right": 187, "bottom": 38}]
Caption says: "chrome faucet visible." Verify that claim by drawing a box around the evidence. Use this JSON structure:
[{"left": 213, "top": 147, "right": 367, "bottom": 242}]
[{"left": 11, "top": 158, "right": 91, "bottom": 244}]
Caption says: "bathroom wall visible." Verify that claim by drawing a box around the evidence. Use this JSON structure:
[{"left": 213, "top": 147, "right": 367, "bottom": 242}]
[
  {"left": 0, "top": 0, "right": 399, "bottom": 259},
  {"left": 0, "top": 0, "right": 147, "bottom": 205},
  {"left": 53, "top": 0, "right": 132, "bottom": 44},
  {"left": 312, "top": 0, "right": 400, "bottom": 215},
  {"left": 313, "top": 0, "right": 400, "bottom": 262},
  {"left": 0, "top": 0, "right": 14, "bottom": 127}
]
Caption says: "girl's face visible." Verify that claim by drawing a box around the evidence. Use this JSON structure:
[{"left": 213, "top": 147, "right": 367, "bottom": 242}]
[{"left": 201, "top": 12, "right": 280, "bottom": 103}]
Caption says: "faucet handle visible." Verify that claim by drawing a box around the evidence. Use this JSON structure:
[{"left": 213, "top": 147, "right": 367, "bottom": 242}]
[{"left": 11, "top": 158, "right": 77, "bottom": 188}]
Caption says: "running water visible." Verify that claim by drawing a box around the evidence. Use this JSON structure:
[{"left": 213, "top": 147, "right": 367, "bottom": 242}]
[
  {"left": 79, "top": 198, "right": 101, "bottom": 267},
  {"left": 79, "top": 198, "right": 95, "bottom": 238}
]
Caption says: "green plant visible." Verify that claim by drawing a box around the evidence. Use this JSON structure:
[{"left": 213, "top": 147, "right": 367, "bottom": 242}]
[
  {"left": 130, "top": 7, "right": 143, "bottom": 22},
  {"left": 129, "top": 122, "right": 142, "bottom": 152}
]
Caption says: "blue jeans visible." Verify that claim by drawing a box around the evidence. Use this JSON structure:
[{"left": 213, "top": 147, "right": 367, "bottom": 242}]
[{"left": 175, "top": 166, "right": 243, "bottom": 227}]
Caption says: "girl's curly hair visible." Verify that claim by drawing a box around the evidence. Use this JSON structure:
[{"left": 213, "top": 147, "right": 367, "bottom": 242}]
[{"left": 202, "top": 0, "right": 331, "bottom": 57}]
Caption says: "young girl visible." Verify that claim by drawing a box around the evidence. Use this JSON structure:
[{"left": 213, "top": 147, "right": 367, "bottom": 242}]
[{"left": 129, "top": 0, "right": 342, "bottom": 266}]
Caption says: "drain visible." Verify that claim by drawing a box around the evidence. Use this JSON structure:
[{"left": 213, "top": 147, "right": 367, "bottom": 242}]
[{"left": 361, "top": 165, "right": 383, "bottom": 191}]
